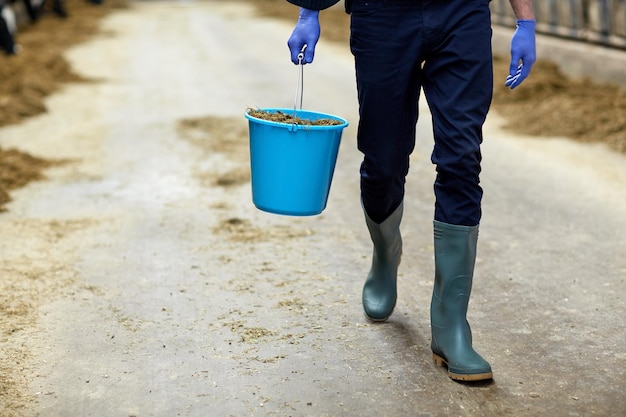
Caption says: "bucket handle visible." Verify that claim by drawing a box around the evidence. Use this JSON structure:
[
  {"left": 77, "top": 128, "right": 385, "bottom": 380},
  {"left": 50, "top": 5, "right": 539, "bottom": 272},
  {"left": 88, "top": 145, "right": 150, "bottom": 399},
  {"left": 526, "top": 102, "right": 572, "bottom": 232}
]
[{"left": 291, "top": 45, "right": 306, "bottom": 131}]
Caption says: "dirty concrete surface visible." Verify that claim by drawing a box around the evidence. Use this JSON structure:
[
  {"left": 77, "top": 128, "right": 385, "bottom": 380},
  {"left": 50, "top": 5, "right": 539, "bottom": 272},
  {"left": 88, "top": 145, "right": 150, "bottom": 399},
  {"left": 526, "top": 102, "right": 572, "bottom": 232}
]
[{"left": 0, "top": 1, "right": 625, "bottom": 416}]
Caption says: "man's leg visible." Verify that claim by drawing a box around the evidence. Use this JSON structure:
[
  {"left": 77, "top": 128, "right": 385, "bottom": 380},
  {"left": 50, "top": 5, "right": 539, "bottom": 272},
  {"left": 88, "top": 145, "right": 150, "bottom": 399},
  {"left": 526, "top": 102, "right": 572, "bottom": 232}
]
[
  {"left": 422, "top": 0, "right": 494, "bottom": 380},
  {"left": 350, "top": 0, "right": 423, "bottom": 320},
  {"left": 351, "top": 0, "right": 423, "bottom": 223}
]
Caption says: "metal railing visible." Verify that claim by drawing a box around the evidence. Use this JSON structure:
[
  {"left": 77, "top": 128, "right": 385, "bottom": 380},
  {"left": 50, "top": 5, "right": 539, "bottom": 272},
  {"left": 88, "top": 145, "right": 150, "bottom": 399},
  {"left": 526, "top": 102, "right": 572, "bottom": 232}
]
[{"left": 491, "top": 0, "right": 626, "bottom": 49}]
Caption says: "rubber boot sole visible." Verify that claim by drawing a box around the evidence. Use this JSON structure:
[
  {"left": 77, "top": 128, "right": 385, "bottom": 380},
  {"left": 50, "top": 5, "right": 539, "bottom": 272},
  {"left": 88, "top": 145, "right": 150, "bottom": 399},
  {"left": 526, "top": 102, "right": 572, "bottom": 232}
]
[
  {"left": 432, "top": 353, "right": 493, "bottom": 381},
  {"left": 364, "top": 313, "right": 391, "bottom": 323}
]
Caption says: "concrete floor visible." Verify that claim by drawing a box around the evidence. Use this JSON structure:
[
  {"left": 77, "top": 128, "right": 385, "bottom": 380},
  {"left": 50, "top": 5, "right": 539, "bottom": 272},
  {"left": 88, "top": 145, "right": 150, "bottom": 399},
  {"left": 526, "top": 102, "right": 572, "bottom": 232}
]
[{"left": 0, "top": 1, "right": 624, "bottom": 416}]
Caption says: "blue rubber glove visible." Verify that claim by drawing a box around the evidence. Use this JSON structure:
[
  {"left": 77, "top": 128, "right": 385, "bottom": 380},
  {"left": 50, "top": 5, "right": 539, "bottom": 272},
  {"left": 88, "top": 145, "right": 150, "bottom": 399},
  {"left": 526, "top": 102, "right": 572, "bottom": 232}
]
[
  {"left": 287, "top": 8, "right": 320, "bottom": 64},
  {"left": 506, "top": 19, "right": 536, "bottom": 89}
]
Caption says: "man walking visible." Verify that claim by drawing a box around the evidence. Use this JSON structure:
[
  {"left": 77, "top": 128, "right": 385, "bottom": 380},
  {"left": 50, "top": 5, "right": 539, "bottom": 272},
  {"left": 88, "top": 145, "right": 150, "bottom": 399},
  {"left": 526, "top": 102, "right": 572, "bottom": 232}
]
[{"left": 286, "top": 0, "right": 536, "bottom": 381}]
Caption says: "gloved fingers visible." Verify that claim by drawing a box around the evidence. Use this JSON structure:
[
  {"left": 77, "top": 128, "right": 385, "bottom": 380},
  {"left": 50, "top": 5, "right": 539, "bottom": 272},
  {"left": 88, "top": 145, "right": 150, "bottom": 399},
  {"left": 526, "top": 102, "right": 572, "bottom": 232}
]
[
  {"left": 505, "top": 74, "right": 520, "bottom": 88},
  {"left": 505, "top": 63, "right": 522, "bottom": 88},
  {"left": 508, "top": 54, "right": 522, "bottom": 78},
  {"left": 520, "top": 58, "right": 535, "bottom": 81},
  {"left": 505, "top": 59, "right": 535, "bottom": 89},
  {"left": 302, "top": 43, "right": 316, "bottom": 64},
  {"left": 288, "top": 35, "right": 304, "bottom": 64},
  {"left": 287, "top": 28, "right": 319, "bottom": 64},
  {"left": 289, "top": 45, "right": 303, "bottom": 64},
  {"left": 288, "top": 45, "right": 315, "bottom": 64},
  {"left": 288, "top": 41, "right": 316, "bottom": 64}
]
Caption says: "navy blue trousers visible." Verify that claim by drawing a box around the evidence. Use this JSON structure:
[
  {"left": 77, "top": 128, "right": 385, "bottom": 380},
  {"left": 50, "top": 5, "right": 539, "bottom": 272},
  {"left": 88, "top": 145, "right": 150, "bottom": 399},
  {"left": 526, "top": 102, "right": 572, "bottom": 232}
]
[{"left": 350, "top": 0, "right": 493, "bottom": 226}]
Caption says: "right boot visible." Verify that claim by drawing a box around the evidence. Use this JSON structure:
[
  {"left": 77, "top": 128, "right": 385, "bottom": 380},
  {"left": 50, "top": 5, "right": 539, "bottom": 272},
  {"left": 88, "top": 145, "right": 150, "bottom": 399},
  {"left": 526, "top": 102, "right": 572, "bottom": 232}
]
[
  {"left": 430, "top": 220, "right": 492, "bottom": 381},
  {"left": 362, "top": 201, "right": 403, "bottom": 322}
]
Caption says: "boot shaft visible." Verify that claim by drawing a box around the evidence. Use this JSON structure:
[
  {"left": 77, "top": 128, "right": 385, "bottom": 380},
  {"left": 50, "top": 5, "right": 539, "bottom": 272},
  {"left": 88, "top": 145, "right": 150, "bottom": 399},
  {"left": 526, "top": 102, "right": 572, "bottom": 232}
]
[
  {"left": 431, "top": 220, "right": 478, "bottom": 311},
  {"left": 363, "top": 201, "right": 403, "bottom": 263}
]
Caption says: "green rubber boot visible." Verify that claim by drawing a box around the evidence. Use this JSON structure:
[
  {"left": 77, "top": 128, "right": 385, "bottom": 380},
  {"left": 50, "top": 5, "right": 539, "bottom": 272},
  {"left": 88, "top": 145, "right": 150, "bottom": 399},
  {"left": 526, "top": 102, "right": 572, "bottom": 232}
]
[
  {"left": 430, "top": 220, "right": 493, "bottom": 381},
  {"left": 362, "top": 202, "right": 403, "bottom": 322}
]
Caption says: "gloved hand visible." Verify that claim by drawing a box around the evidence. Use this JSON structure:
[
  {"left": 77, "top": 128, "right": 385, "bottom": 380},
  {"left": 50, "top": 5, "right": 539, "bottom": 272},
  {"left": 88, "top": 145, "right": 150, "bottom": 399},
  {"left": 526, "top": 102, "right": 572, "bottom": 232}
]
[
  {"left": 287, "top": 8, "right": 320, "bottom": 64},
  {"left": 506, "top": 19, "right": 536, "bottom": 89}
]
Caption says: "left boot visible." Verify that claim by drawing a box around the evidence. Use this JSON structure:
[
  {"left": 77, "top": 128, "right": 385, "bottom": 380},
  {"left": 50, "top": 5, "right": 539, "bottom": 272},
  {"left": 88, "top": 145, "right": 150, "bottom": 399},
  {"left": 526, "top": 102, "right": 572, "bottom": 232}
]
[
  {"left": 430, "top": 220, "right": 493, "bottom": 381},
  {"left": 362, "top": 201, "right": 403, "bottom": 322}
]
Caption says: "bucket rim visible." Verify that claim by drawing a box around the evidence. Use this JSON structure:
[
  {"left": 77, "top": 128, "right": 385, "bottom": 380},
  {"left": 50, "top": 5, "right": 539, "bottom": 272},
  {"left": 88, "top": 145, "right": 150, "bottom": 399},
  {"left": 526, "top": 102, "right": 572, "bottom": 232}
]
[{"left": 245, "top": 108, "right": 348, "bottom": 130}]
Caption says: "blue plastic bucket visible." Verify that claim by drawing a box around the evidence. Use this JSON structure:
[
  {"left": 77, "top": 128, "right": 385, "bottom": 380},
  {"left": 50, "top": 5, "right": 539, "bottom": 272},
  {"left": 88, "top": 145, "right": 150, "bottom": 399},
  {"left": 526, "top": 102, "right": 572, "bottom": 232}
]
[{"left": 245, "top": 108, "right": 349, "bottom": 216}]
